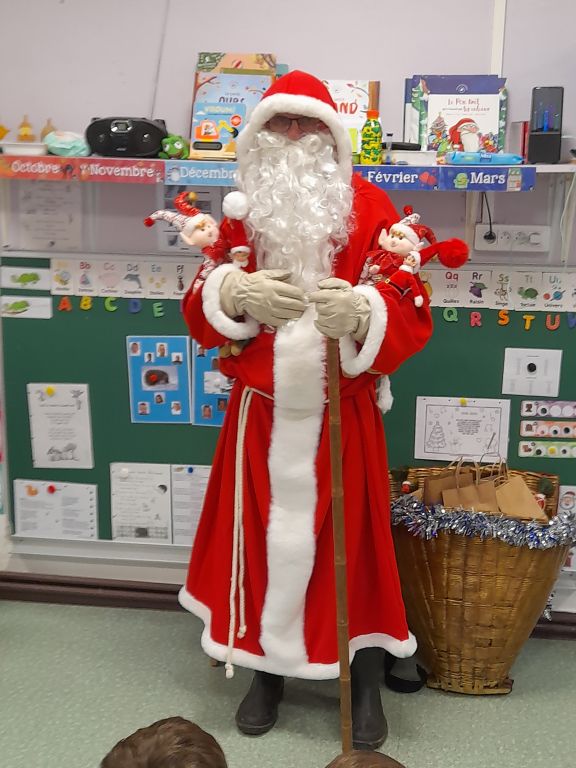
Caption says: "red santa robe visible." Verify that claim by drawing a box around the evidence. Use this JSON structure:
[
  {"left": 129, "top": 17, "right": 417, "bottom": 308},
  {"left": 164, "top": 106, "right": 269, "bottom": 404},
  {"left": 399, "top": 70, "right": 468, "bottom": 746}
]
[{"left": 178, "top": 173, "right": 432, "bottom": 679}]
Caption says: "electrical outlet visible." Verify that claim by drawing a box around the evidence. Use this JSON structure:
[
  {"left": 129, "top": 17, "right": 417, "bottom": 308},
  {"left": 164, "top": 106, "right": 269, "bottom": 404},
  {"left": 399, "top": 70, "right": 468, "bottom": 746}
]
[{"left": 474, "top": 224, "right": 551, "bottom": 252}]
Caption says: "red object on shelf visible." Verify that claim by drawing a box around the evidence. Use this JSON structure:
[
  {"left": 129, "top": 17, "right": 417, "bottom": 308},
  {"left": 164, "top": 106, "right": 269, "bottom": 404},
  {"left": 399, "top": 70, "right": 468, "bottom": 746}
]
[{"left": 47, "top": 484, "right": 57, "bottom": 494}]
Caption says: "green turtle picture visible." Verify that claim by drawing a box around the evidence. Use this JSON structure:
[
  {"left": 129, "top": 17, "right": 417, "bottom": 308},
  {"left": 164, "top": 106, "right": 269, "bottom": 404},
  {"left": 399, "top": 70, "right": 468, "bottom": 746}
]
[
  {"left": 518, "top": 287, "right": 538, "bottom": 299},
  {"left": 453, "top": 172, "right": 469, "bottom": 189},
  {"left": 11, "top": 272, "right": 40, "bottom": 286},
  {"left": 2, "top": 299, "right": 30, "bottom": 315}
]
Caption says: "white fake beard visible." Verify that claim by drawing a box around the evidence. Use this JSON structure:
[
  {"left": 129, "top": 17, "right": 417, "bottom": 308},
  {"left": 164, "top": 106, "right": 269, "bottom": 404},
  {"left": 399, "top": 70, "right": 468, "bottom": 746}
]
[{"left": 236, "top": 130, "right": 353, "bottom": 291}]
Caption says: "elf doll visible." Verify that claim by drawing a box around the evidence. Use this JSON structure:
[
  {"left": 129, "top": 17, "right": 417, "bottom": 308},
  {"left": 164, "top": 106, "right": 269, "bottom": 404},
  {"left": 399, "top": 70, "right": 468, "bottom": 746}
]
[{"left": 144, "top": 191, "right": 250, "bottom": 265}]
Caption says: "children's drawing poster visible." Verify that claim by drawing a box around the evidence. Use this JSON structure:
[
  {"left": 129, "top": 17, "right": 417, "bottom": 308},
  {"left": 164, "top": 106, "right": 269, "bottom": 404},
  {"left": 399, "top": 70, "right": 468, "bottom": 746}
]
[
  {"left": 191, "top": 341, "right": 233, "bottom": 427},
  {"left": 415, "top": 396, "right": 511, "bottom": 461},
  {"left": 26, "top": 383, "right": 94, "bottom": 469},
  {"left": 127, "top": 336, "right": 191, "bottom": 424},
  {"left": 110, "top": 463, "right": 171, "bottom": 543}
]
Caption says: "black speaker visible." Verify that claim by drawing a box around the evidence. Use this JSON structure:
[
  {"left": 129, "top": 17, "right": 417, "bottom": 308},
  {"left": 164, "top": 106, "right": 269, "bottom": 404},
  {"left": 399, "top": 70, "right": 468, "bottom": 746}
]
[
  {"left": 86, "top": 117, "right": 167, "bottom": 158},
  {"left": 527, "top": 87, "right": 563, "bottom": 164}
]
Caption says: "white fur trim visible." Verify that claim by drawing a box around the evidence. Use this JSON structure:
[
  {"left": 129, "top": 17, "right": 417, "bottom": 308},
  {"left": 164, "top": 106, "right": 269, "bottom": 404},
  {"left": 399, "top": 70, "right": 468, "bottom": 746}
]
[
  {"left": 339, "top": 285, "right": 388, "bottom": 377},
  {"left": 230, "top": 246, "right": 250, "bottom": 254},
  {"left": 236, "top": 93, "right": 352, "bottom": 183},
  {"left": 377, "top": 376, "right": 394, "bottom": 414},
  {"left": 222, "top": 191, "right": 249, "bottom": 220},
  {"left": 178, "top": 588, "right": 417, "bottom": 678},
  {"left": 202, "top": 264, "right": 259, "bottom": 341},
  {"left": 414, "top": 295, "right": 424, "bottom": 307},
  {"left": 260, "top": 308, "right": 326, "bottom": 669}
]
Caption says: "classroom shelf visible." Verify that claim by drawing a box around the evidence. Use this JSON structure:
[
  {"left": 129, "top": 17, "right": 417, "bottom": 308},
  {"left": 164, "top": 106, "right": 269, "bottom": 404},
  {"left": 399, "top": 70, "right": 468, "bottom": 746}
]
[{"left": 1, "top": 154, "right": 574, "bottom": 190}]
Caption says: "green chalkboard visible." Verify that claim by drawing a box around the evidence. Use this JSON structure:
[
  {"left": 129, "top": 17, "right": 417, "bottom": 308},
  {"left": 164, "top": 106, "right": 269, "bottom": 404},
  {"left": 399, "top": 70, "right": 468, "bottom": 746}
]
[
  {"left": 384, "top": 307, "right": 576, "bottom": 486},
  {"left": 1, "top": 256, "right": 219, "bottom": 539},
  {"left": 2, "top": 254, "right": 575, "bottom": 542}
]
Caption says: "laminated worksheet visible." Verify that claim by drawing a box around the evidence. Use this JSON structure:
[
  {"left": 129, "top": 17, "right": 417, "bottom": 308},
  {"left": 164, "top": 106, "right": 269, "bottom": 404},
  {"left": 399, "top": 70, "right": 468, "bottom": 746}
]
[
  {"left": 415, "top": 396, "right": 511, "bottom": 462},
  {"left": 171, "top": 464, "right": 211, "bottom": 546},
  {"left": 14, "top": 480, "right": 97, "bottom": 539},
  {"left": 27, "top": 383, "right": 94, "bottom": 469},
  {"left": 110, "top": 463, "right": 171, "bottom": 543}
]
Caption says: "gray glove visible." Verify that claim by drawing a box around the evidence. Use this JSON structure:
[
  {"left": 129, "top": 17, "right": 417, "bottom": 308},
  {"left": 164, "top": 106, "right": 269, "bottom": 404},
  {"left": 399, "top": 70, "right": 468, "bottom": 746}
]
[
  {"left": 309, "top": 278, "right": 371, "bottom": 340},
  {"left": 220, "top": 269, "right": 306, "bottom": 327}
]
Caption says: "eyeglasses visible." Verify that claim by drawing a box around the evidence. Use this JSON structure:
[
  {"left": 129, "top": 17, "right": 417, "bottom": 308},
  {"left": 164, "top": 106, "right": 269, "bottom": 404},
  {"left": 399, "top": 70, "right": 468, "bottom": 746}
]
[{"left": 266, "top": 114, "right": 327, "bottom": 135}]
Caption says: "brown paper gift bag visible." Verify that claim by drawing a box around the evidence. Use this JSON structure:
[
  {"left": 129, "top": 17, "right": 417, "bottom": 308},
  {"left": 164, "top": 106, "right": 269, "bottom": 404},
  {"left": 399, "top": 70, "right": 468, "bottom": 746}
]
[
  {"left": 443, "top": 467, "right": 500, "bottom": 513},
  {"left": 495, "top": 474, "right": 549, "bottom": 522},
  {"left": 423, "top": 460, "right": 474, "bottom": 505}
]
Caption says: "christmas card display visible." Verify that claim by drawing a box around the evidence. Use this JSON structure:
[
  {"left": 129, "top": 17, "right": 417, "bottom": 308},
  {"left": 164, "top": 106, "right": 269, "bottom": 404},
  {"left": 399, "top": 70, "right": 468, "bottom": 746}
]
[
  {"left": 404, "top": 75, "right": 507, "bottom": 160},
  {"left": 189, "top": 72, "right": 273, "bottom": 160},
  {"left": 323, "top": 80, "right": 380, "bottom": 154}
]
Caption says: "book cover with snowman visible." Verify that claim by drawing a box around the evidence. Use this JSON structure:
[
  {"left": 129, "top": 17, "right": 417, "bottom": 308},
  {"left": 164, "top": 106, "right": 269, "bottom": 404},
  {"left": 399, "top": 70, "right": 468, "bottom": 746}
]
[{"left": 405, "top": 75, "right": 507, "bottom": 157}]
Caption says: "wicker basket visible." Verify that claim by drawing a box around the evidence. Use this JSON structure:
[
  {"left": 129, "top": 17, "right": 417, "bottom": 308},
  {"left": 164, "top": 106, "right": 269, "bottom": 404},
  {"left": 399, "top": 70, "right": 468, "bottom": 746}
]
[{"left": 393, "top": 522, "right": 568, "bottom": 695}]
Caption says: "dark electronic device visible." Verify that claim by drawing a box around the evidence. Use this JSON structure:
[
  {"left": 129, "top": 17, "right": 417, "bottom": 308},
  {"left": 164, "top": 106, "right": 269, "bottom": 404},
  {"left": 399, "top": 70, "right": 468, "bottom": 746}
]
[
  {"left": 85, "top": 117, "right": 168, "bottom": 158},
  {"left": 527, "top": 87, "right": 563, "bottom": 164}
]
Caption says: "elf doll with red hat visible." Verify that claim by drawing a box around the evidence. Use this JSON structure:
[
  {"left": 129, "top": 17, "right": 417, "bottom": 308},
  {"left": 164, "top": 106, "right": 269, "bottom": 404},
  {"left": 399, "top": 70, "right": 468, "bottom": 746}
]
[
  {"left": 144, "top": 191, "right": 251, "bottom": 265},
  {"left": 176, "top": 70, "right": 468, "bottom": 750}
]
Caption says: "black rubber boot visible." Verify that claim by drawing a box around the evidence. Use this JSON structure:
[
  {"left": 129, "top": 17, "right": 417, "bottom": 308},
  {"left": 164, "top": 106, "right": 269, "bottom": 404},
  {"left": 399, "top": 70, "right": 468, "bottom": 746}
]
[
  {"left": 351, "top": 648, "right": 388, "bottom": 750},
  {"left": 235, "top": 671, "right": 284, "bottom": 735}
]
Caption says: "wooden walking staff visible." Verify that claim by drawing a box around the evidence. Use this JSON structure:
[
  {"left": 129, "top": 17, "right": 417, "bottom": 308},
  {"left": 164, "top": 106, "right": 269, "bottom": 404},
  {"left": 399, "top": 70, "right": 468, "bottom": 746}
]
[{"left": 326, "top": 337, "right": 353, "bottom": 754}]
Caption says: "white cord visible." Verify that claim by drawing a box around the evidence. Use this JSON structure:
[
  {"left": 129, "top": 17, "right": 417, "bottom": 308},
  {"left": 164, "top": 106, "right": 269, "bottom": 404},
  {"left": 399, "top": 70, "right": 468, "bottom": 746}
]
[{"left": 225, "top": 386, "right": 252, "bottom": 679}]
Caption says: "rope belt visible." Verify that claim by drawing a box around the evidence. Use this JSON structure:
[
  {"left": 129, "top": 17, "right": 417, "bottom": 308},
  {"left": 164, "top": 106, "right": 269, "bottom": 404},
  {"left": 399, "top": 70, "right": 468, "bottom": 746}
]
[{"left": 225, "top": 385, "right": 254, "bottom": 679}]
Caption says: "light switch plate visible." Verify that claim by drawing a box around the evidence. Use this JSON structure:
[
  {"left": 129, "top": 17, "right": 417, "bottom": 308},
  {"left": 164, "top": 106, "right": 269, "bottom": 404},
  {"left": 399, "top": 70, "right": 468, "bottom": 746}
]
[{"left": 502, "top": 348, "right": 563, "bottom": 396}]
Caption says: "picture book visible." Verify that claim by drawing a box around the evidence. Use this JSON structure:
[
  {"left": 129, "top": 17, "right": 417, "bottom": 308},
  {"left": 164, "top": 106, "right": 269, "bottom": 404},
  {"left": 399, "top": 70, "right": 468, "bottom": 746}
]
[
  {"left": 404, "top": 75, "right": 507, "bottom": 158},
  {"left": 189, "top": 73, "right": 273, "bottom": 160},
  {"left": 196, "top": 52, "right": 276, "bottom": 75},
  {"left": 323, "top": 80, "right": 380, "bottom": 154}
]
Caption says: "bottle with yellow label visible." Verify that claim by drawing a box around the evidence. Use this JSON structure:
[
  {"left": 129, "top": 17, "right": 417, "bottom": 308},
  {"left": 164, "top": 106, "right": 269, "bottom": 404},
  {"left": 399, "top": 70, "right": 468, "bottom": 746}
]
[{"left": 360, "top": 110, "right": 383, "bottom": 165}]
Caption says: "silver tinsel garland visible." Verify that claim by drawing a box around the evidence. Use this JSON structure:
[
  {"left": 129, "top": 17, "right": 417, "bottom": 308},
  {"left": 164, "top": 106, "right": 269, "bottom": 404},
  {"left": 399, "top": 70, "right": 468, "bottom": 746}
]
[{"left": 391, "top": 495, "right": 576, "bottom": 550}]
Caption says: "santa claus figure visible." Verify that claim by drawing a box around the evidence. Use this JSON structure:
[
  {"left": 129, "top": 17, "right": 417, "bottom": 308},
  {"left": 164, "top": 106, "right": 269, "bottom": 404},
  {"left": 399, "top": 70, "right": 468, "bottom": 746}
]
[
  {"left": 449, "top": 117, "right": 480, "bottom": 152},
  {"left": 178, "top": 70, "right": 466, "bottom": 750}
]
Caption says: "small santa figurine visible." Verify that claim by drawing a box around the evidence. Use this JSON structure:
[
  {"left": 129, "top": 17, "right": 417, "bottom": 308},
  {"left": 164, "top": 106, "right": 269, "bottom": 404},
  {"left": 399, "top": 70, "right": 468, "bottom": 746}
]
[
  {"left": 144, "top": 191, "right": 250, "bottom": 266},
  {"left": 449, "top": 118, "right": 480, "bottom": 152},
  {"left": 387, "top": 251, "right": 425, "bottom": 307}
]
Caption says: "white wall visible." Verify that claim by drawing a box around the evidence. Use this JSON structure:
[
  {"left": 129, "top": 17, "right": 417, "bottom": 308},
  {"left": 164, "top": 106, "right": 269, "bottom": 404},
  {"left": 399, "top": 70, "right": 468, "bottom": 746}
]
[
  {"left": 1, "top": 0, "right": 495, "bottom": 142},
  {"left": 503, "top": 0, "right": 576, "bottom": 146}
]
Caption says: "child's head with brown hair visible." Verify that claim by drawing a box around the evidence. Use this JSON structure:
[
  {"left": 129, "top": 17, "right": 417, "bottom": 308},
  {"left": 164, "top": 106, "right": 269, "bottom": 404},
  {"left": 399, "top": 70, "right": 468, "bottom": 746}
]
[
  {"left": 325, "top": 751, "right": 406, "bottom": 768},
  {"left": 100, "top": 717, "right": 227, "bottom": 768}
]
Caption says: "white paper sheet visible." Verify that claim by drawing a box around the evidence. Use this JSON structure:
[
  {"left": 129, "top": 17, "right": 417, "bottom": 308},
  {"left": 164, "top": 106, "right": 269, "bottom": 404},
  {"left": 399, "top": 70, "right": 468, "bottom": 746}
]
[
  {"left": 18, "top": 181, "right": 82, "bottom": 251},
  {"left": 502, "top": 348, "right": 563, "bottom": 397},
  {"left": 27, "top": 383, "right": 94, "bottom": 468},
  {"left": 14, "top": 479, "right": 97, "bottom": 539},
  {"left": 110, "top": 463, "right": 171, "bottom": 543},
  {"left": 415, "top": 396, "right": 511, "bottom": 461},
  {"left": 171, "top": 464, "right": 210, "bottom": 546}
]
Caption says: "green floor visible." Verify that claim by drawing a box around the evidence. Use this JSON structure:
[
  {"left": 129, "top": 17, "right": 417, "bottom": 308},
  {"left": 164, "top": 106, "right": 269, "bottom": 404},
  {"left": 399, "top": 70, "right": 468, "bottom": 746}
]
[{"left": 0, "top": 601, "right": 574, "bottom": 768}]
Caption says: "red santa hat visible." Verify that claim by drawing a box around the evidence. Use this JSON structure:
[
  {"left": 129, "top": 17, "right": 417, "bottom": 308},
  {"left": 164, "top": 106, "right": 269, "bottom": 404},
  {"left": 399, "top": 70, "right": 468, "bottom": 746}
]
[
  {"left": 390, "top": 206, "right": 437, "bottom": 248},
  {"left": 144, "top": 191, "right": 205, "bottom": 231},
  {"left": 418, "top": 239, "right": 469, "bottom": 269},
  {"left": 449, "top": 118, "right": 478, "bottom": 146},
  {"left": 223, "top": 70, "right": 352, "bottom": 220}
]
